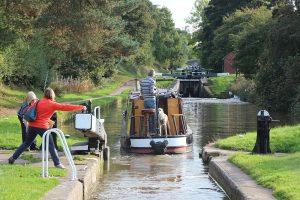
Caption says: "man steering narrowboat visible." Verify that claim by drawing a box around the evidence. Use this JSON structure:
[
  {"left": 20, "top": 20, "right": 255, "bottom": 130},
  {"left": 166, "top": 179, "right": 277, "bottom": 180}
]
[{"left": 140, "top": 69, "right": 157, "bottom": 134}]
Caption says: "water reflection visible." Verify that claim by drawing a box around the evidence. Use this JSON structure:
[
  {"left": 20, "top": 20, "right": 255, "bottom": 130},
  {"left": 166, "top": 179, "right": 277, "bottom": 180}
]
[{"left": 183, "top": 98, "right": 257, "bottom": 147}]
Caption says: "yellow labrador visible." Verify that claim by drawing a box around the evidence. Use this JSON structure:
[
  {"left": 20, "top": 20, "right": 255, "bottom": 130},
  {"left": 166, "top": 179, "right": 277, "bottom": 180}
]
[{"left": 158, "top": 108, "right": 170, "bottom": 136}]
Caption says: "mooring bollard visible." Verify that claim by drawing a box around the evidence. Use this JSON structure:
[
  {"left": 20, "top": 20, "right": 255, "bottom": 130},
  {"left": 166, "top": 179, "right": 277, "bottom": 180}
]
[{"left": 252, "top": 110, "right": 272, "bottom": 154}]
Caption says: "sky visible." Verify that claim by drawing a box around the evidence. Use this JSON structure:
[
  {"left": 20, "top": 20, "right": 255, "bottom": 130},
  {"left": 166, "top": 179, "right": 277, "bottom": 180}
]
[{"left": 150, "top": 0, "right": 196, "bottom": 30}]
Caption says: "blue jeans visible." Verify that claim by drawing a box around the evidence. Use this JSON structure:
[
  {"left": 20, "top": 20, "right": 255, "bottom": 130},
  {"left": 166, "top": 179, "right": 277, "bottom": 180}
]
[
  {"left": 144, "top": 98, "right": 157, "bottom": 133},
  {"left": 12, "top": 126, "right": 60, "bottom": 166}
]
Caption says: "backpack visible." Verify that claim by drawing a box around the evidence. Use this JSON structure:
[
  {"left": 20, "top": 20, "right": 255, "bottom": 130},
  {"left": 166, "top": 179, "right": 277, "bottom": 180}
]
[
  {"left": 23, "top": 100, "right": 40, "bottom": 122},
  {"left": 17, "top": 102, "right": 29, "bottom": 117}
]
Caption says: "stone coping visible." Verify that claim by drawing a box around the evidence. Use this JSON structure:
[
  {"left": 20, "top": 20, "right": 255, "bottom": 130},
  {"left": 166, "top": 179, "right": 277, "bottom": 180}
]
[
  {"left": 43, "top": 157, "right": 103, "bottom": 200},
  {"left": 201, "top": 143, "right": 275, "bottom": 200}
]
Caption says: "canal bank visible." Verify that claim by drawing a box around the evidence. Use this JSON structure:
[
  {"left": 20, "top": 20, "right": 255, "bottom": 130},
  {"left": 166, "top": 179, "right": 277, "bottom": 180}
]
[
  {"left": 201, "top": 144, "right": 275, "bottom": 200},
  {"left": 43, "top": 156, "right": 103, "bottom": 200},
  {"left": 0, "top": 151, "right": 103, "bottom": 200},
  {"left": 0, "top": 79, "right": 134, "bottom": 200},
  {"left": 213, "top": 124, "right": 300, "bottom": 200}
]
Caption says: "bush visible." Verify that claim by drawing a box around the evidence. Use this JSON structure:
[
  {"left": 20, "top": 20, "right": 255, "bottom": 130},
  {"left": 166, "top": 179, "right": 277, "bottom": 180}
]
[
  {"left": 2, "top": 35, "right": 52, "bottom": 88},
  {"left": 230, "top": 76, "right": 256, "bottom": 102},
  {"left": 50, "top": 77, "right": 94, "bottom": 95},
  {"left": 49, "top": 81, "right": 65, "bottom": 97}
]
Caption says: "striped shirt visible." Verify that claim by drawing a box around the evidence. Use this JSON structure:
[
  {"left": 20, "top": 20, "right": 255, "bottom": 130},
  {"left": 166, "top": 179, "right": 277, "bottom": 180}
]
[{"left": 140, "top": 77, "right": 157, "bottom": 99}]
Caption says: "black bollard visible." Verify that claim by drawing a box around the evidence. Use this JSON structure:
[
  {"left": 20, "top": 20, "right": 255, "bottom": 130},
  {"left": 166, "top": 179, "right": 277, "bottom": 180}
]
[{"left": 252, "top": 110, "right": 272, "bottom": 154}]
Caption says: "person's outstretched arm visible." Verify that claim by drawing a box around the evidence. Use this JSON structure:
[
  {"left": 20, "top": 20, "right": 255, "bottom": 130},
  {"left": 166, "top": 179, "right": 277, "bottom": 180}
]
[{"left": 51, "top": 102, "right": 84, "bottom": 111}]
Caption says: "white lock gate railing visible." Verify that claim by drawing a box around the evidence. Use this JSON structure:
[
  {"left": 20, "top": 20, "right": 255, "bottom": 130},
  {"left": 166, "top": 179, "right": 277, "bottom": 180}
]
[{"left": 42, "top": 128, "right": 77, "bottom": 180}]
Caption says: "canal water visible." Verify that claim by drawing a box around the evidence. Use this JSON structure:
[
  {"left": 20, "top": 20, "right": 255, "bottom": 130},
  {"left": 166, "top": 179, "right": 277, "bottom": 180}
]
[
  {"left": 87, "top": 98, "right": 253, "bottom": 200},
  {"left": 64, "top": 97, "right": 300, "bottom": 200}
]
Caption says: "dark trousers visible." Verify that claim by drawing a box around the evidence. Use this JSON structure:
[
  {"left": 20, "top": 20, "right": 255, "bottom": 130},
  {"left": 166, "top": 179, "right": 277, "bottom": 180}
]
[
  {"left": 145, "top": 98, "right": 157, "bottom": 133},
  {"left": 18, "top": 116, "right": 37, "bottom": 150},
  {"left": 12, "top": 126, "right": 60, "bottom": 166}
]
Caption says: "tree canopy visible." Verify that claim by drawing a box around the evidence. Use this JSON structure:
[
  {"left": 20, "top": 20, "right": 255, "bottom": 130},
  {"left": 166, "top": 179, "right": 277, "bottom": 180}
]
[
  {"left": 191, "top": 0, "right": 300, "bottom": 111},
  {"left": 0, "top": 0, "right": 190, "bottom": 88}
]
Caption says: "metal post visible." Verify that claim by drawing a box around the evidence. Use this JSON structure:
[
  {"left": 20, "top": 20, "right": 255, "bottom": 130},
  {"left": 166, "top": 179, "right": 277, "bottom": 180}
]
[{"left": 252, "top": 110, "right": 272, "bottom": 154}]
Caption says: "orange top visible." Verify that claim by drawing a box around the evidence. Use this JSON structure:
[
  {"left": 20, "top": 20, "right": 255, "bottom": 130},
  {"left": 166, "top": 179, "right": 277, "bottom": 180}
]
[{"left": 29, "top": 98, "right": 84, "bottom": 129}]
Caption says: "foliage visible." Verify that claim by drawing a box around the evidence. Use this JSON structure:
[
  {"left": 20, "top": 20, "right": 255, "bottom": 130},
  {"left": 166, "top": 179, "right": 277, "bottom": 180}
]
[
  {"left": 208, "top": 75, "right": 236, "bottom": 97},
  {"left": 216, "top": 124, "right": 300, "bottom": 153},
  {"left": 50, "top": 77, "right": 94, "bottom": 96},
  {"left": 213, "top": 7, "right": 272, "bottom": 78},
  {"left": 229, "top": 153, "right": 300, "bottom": 200},
  {"left": 255, "top": 5, "right": 300, "bottom": 112},
  {"left": 3, "top": 34, "right": 52, "bottom": 88},
  {"left": 0, "top": 0, "right": 190, "bottom": 88},
  {"left": 194, "top": 0, "right": 281, "bottom": 71},
  {"left": 152, "top": 8, "right": 189, "bottom": 69},
  {"left": 192, "top": 0, "right": 299, "bottom": 111},
  {"left": 0, "top": 164, "right": 66, "bottom": 200},
  {"left": 186, "top": 0, "right": 210, "bottom": 30},
  {"left": 230, "top": 76, "right": 257, "bottom": 102}
]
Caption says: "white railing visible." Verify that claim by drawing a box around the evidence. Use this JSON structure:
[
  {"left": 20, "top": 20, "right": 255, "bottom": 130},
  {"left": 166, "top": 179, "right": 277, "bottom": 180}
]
[{"left": 42, "top": 128, "right": 77, "bottom": 180}]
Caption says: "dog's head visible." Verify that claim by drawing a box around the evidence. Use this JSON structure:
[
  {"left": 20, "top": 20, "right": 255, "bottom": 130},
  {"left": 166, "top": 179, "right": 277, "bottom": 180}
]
[{"left": 158, "top": 108, "right": 164, "bottom": 114}]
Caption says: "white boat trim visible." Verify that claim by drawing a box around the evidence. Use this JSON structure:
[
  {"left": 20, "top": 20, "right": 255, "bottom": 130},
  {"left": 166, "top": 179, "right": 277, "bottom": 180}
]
[{"left": 130, "top": 137, "right": 188, "bottom": 148}]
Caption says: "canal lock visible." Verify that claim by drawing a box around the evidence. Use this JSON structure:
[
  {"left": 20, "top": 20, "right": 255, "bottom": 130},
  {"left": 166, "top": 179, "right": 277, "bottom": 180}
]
[{"left": 178, "top": 79, "right": 210, "bottom": 98}]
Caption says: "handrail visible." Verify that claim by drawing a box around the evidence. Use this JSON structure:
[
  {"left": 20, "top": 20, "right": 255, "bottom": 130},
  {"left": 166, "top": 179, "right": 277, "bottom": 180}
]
[
  {"left": 172, "top": 114, "right": 187, "bottom": 135},
  {"left": 42, "top": 128, "right": 77, "bottom": 180}
]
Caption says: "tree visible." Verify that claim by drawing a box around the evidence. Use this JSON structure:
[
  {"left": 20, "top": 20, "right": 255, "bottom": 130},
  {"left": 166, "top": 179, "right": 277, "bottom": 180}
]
[
  {"left": 35, "top": 1, "right": 138, "bottom": 83},
  {"left": 186, "top": 0, "right": 210, "bottom": 31},
  {"left": 196, "top": 0, "right": 278, "bottom": 71},
  {"left": 121, "top": 0, "right": 156, "bottom": 68},
  {"left": 152, "top": 7, "right": 189, "bottom": 69},
  {"left": 213, "top": 7, "right": 272, "bottom": 78},
  {"left": 256, "top": 4, "right": 300, "bottom": 111}
]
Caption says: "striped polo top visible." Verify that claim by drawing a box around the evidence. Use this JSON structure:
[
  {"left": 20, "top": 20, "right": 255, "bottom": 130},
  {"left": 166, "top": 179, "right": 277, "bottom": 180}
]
[{"left": 140, "top": 77, "right": 157, "bottom": 99}]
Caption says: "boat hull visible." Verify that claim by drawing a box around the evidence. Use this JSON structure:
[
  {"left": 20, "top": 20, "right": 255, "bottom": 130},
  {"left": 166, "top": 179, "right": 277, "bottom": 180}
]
[{"left": 122, "top": 135, "right": 193, "bottom": 154}]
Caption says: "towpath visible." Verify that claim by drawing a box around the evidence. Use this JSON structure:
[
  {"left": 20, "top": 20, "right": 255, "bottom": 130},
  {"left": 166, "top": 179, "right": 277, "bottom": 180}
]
[{"left": 60, "top": 79, "right": 136, "bottom": 104}]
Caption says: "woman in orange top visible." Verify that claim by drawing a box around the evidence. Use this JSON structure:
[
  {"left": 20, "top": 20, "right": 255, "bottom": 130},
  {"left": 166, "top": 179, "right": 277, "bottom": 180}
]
[{"left": 9, "top": 88, "right": 86, "bottom": 168}]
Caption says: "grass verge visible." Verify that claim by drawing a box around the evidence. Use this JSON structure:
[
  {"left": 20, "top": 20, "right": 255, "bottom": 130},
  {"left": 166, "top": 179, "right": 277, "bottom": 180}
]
[
  {"left": 56, "top": 75, "right": 131, "bottom": 103},
  {"left": 156, "top": 78, "right": 174, "bottom": 89},
  {"left": 208, "top": 75, "right": 235, "bottom": 97},
  {"left": 229, "top": 153, "right": 300, "bottom": 200},
  {"left": 0, "top": 74, "right": 131, "bottom": 109},
  {"left": 216, "top": 124, "right": 300, "bottom": 153},
  {"left": 0, "top": 116, "right": 85, "bottom": 150},
  {"left": 0, "top": 164, "right": 66, "bottom": 200}
]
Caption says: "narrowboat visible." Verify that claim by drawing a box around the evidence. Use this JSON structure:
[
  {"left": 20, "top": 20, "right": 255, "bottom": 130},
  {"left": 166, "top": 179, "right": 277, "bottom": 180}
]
[{"left": 120, "top": 92, "right": 193, "bottom": 155}]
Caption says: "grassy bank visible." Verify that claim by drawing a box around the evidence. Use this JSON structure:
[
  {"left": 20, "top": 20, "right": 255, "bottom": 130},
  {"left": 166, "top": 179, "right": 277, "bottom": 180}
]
[
  {"left": 0, "top": 88, "right": 131, "bottom": 150},
  {"left": 156, "top": 78, "right": 174, "bottom": 89},
  {"left": 0, "top": 75, "right": 131, "bottom": 110},
  {"left": 229, "top": 153, "right": 300, "bottom": 200},
  {"left": 216, "top": 124, "right": 300, "bottom": 200},
  {"left": 208, "top": 75, "right": 235, "bottom": 97},
  {"left": 0, "top": 116, "right": 85, "bottom": 150},
  {"left": 216, "top": 124, "right": 300, "bottom": 153},
  {"left": 0, "top": 164, "right": 66, "bottom": 200}
]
